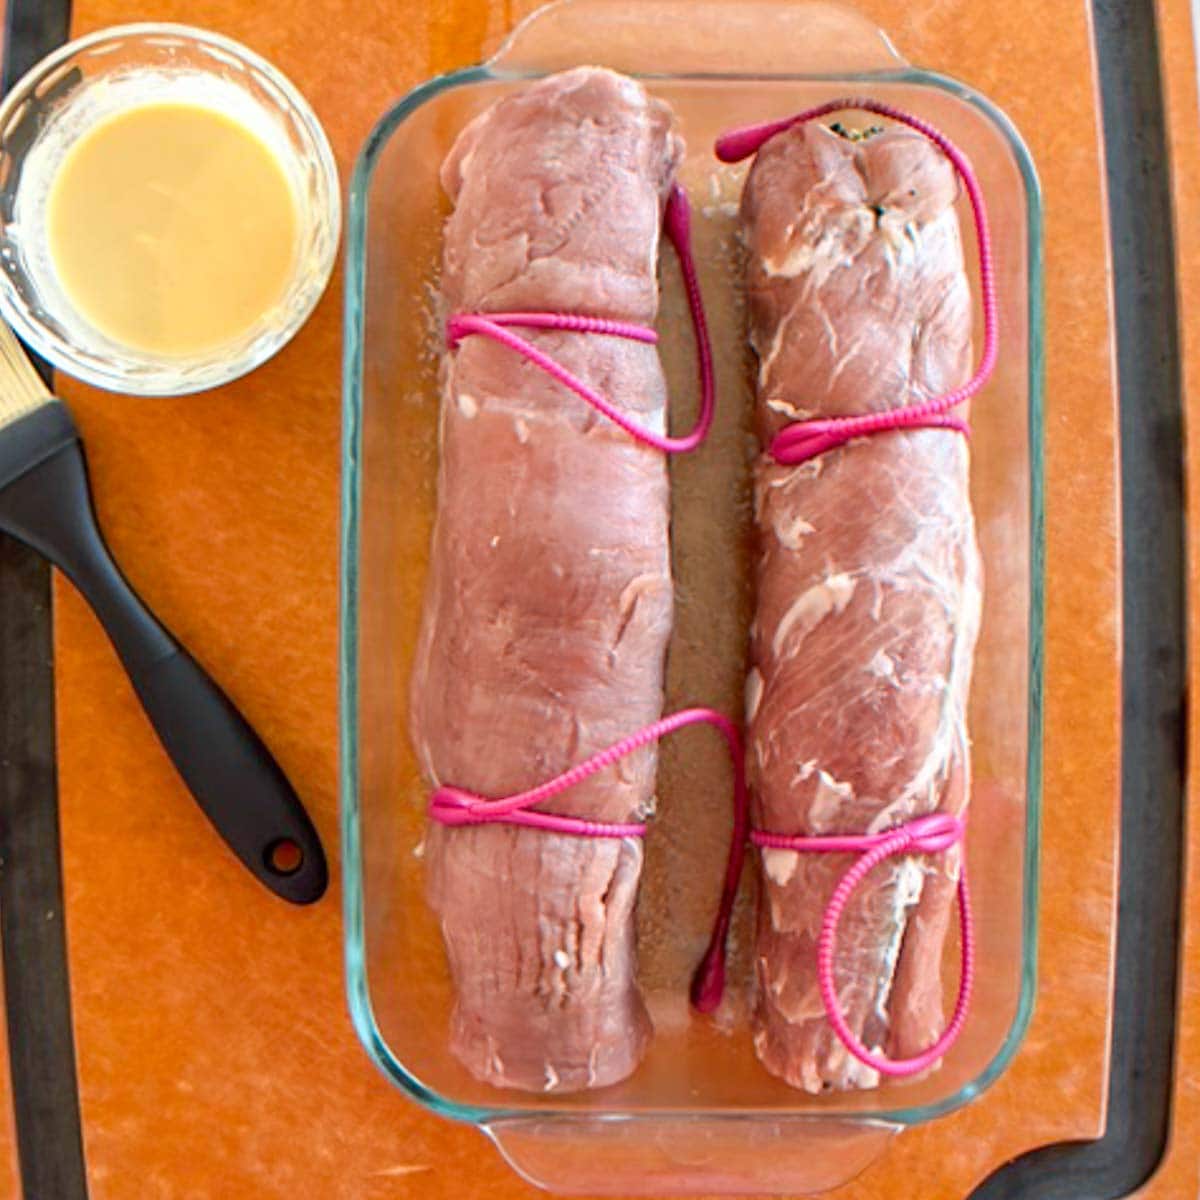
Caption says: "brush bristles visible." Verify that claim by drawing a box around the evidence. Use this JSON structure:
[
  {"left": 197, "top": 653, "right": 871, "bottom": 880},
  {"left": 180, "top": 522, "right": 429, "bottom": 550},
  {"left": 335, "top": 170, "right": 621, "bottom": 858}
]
[{"left": 0, "top": 321, "right": 51, "bottom": 428}]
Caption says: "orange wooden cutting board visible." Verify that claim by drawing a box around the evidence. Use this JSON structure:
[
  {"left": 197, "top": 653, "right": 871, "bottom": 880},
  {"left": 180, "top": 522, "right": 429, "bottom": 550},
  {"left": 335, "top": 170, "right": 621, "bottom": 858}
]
[{"left": 0, "top": 0, "right": 1123, "bottom": 1196}]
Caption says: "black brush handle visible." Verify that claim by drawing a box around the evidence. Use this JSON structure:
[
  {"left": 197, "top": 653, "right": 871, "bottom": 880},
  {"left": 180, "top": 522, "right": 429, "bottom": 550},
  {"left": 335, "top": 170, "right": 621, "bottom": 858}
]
[{"left": 0, "top": 405, "right": 327, "bottom": 904}]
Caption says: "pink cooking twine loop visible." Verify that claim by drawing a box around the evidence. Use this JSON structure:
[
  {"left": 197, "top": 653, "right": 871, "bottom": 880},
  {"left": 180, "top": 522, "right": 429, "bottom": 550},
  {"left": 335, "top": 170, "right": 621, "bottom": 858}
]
[
  {"left": 445, "top": 183, "right": 716, "bottom": 454},
  {"left": 429, "top": 707, "right": 743, "bottom": 839},
  {"left": 715, "top": 98, "right": 998, "bottom": 466},
  {"left": 753, "top": 813, "right": 973, "bottom": 1078}
]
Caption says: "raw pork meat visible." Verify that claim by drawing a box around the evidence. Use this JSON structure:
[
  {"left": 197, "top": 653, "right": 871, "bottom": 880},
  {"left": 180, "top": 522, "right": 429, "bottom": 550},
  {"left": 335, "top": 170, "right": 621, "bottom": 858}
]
[
  {"left": 409, "top": 68, "right": 683, "bottom": 1093},
  {"left": 741, "top": 121, "right": 982, "bottom": 1091}
]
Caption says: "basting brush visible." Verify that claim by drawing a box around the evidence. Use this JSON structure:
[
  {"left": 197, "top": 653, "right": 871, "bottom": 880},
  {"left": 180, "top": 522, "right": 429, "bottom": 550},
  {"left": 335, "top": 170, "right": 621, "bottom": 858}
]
[{"left": 0, "top": 322, "right": 326, "bottom": 903}]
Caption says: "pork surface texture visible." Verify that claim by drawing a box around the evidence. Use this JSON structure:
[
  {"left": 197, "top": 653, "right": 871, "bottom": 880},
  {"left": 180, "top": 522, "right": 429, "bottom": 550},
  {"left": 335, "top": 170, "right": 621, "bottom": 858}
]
[
  {"left": 409, "top": 67, "right": 683, "bottom": 1093},
  {"left": 741, "top": 121, "right": 982, "bottom": 1092}
]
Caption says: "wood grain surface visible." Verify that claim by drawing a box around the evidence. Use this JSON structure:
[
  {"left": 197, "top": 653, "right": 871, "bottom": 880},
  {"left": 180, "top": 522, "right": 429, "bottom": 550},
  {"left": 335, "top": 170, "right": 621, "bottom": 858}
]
[{"left": 26, "top": 0, "right": 1123, "bottom": 1196}]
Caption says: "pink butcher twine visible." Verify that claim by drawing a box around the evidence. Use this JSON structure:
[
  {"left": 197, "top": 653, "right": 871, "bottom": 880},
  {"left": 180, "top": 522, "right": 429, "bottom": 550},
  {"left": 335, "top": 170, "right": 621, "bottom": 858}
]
[
  {"left": 431, "top": 104, "right": 993, "bottom": 1082},
  {"left": 444, "top": 182, "right": 715, "bottom": 453}
]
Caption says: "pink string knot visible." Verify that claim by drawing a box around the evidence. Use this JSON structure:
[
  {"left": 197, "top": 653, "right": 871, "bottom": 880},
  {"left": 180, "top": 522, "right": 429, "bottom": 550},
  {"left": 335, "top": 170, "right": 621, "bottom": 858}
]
[
  {"left": 886, "top": 812, "right": 965, "bottom": 853},
  {"left": 771, "top": 411, "right": 971, "bottom": 466},
  {"left": 716, "top": 98, "right": 998, "bottom": 466},
  {"left": 445, "top": 184, "right": 716, "bottom": 455}
]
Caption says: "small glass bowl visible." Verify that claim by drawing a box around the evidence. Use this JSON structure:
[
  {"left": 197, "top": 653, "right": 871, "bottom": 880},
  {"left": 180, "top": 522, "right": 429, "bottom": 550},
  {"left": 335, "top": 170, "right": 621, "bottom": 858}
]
[{"left": 0, "top": 23, "right": 340, "bottom": 396}]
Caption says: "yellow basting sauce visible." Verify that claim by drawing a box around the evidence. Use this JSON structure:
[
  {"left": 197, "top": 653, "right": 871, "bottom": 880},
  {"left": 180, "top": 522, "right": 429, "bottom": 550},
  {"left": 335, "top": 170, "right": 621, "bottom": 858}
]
[{"left": 46, "top": 101, "right": 299, "bottom": 356}]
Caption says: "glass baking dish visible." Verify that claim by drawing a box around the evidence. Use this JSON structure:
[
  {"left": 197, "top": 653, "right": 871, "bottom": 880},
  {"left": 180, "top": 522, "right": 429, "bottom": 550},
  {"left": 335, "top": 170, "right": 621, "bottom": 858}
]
[{"left": 340, "top": 1, "right": 1043, "bottom": 1192}]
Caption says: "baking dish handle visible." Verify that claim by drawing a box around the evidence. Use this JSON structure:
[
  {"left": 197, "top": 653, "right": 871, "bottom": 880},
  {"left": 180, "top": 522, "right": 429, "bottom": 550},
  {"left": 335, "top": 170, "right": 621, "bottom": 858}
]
[
  {"left": 483, "top": 1114, "right": 898, "bottom": 1195},
  {"left": 488, "top": 0, "right": 908, "bottom": 76}
]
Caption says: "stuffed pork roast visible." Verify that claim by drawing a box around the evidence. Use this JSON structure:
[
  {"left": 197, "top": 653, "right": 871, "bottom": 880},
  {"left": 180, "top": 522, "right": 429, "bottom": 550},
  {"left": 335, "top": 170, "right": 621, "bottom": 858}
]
[
  {"left": 410, "top": 68, "right": 683, "bottom": 1093},
  {"left": 741, "top": 120, "right": 982, "bottom": 1092}
]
